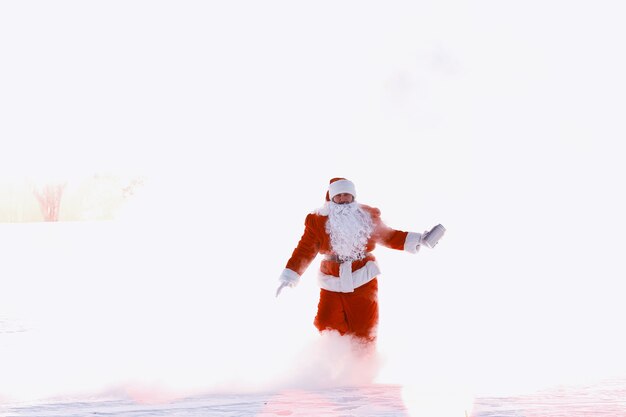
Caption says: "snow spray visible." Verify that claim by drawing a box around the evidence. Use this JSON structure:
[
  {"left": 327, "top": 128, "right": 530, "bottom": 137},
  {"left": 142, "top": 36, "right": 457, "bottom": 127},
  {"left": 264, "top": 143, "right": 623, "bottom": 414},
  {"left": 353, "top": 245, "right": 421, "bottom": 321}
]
[{"left": 422, "top": 224, "right": 446, "bottom": 248}]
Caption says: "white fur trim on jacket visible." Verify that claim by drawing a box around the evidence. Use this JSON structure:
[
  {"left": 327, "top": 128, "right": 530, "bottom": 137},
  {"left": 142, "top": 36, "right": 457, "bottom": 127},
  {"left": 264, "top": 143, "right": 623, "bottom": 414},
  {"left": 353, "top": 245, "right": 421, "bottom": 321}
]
[
  {"left": 314, "top": 202, "right": 330, "bottom": 216},
  {"left": 404, "top": 232, "right": 422, "bottom": 254},
  {"left": 279, "top": 268, "right": 301, "bottom": 287},
  {"left": 317, "top": 260, "right": 381, "bottom": 293}
]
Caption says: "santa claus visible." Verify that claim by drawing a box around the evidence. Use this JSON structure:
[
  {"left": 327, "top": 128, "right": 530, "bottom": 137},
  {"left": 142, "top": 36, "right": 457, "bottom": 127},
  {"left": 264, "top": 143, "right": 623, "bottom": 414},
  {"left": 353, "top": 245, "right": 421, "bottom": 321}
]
[{"left": 276, "top": 177, "right": 443, "bottom": 343}]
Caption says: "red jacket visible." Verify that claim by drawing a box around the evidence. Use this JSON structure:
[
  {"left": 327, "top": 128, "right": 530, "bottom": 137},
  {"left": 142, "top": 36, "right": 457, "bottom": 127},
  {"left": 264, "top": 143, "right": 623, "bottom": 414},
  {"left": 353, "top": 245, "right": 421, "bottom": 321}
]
[{"left": 281, "top": 204, "right": 422, "bottom": 293}]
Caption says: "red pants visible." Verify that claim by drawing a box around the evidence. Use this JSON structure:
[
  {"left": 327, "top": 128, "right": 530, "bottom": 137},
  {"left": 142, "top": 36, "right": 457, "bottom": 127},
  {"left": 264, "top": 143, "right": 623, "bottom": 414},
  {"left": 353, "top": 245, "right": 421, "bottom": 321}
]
[{"left": 314, "top": 278, "right": 379, "bottom": 342}]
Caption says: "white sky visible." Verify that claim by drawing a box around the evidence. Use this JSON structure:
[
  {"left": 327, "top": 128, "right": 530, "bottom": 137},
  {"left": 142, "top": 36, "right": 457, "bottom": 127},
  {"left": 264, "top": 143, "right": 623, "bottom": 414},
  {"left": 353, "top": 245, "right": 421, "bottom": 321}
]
[{"left": 1, "top": 0, "right": 626, "bottom": 403}]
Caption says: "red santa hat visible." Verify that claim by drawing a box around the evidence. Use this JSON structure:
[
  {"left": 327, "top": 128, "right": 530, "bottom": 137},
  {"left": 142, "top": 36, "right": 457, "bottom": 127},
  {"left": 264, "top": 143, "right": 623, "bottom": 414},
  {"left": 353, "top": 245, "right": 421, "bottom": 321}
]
[{"left": 325, "top": 177, "right": 357, "bottom": 201}]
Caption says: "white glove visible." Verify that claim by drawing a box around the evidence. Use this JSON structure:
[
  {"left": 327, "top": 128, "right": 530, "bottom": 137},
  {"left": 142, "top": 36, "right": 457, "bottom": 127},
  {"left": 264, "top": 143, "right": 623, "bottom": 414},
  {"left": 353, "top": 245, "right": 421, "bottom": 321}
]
[
  {"left": 276, "top": 268, "right": 301, "bottom": 297},
  {"left": 276, "top": 281, "right": 291, "bottom": 298}
]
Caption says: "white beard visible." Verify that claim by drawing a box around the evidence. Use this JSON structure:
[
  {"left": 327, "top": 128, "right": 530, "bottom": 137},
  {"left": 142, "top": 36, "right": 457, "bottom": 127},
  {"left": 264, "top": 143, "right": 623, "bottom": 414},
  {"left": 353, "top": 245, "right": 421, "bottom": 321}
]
[{"left": 326, "top": 202, "right": 374, "bottom": 262}]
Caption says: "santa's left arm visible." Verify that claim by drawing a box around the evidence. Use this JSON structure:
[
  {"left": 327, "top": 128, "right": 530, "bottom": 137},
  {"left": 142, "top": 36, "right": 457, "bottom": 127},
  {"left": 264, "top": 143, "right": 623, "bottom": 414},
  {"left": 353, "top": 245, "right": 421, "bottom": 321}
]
[{"left": 370, "top": 208, "right": 424, "bottom": 254}]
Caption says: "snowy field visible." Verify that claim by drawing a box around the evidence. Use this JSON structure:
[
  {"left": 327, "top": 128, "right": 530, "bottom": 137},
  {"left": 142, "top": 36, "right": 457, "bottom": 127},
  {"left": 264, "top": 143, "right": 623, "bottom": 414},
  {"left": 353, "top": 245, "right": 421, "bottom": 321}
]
[
  {"left": 2, "top": 380, "right": 626, "bottom": 417},
  {"left": 473, "top": 379, "right": 626, "bottom": 417}
]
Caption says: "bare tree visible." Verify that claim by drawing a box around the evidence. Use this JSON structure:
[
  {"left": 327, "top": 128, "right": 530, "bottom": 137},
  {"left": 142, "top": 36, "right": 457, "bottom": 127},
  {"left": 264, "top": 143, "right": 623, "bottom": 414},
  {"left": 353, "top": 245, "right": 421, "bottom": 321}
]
[{"left": 33, "top": 183, "right": 67, "bottom": 222}]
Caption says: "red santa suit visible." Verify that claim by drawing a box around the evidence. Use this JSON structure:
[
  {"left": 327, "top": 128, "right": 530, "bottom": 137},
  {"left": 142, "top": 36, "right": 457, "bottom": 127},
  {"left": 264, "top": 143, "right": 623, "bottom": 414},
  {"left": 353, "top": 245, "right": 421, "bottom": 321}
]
[{"left": 279, "top": 178, "right": 423, "bottom": 342}]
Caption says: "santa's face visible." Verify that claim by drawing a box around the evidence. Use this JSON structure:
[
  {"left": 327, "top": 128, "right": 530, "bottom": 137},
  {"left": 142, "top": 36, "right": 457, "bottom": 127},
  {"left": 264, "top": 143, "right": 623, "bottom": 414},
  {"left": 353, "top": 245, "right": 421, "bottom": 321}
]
[{"left": 332, "top": 193, "right": 354, "bottom": 204}]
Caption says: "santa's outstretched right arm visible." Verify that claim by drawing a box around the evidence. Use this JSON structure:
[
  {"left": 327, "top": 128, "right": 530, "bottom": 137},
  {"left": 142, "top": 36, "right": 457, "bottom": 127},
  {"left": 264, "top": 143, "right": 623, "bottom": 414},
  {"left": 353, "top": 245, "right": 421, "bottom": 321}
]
[{"left": 276, "top": 213, "right": 320, "bottom": 297}]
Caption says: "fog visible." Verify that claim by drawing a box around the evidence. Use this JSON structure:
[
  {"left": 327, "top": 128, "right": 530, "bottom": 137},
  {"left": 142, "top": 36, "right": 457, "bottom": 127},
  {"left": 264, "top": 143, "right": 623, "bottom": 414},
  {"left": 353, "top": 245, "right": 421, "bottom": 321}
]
[{"left": 1, "top": 0, "right": 626, "bottom": 405}]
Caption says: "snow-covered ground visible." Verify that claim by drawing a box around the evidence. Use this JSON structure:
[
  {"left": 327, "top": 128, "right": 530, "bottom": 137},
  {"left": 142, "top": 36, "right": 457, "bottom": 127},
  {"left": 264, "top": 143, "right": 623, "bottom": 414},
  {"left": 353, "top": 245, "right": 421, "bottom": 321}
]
[
  {"left": 2, "top": 379, "right": 626, "bottom": 417},
  {"left": 474, "top": 379, "right": 626, "bottom": 417},
  {"left": 2, "top": 385, "right": 408, "bottom": 417}
]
